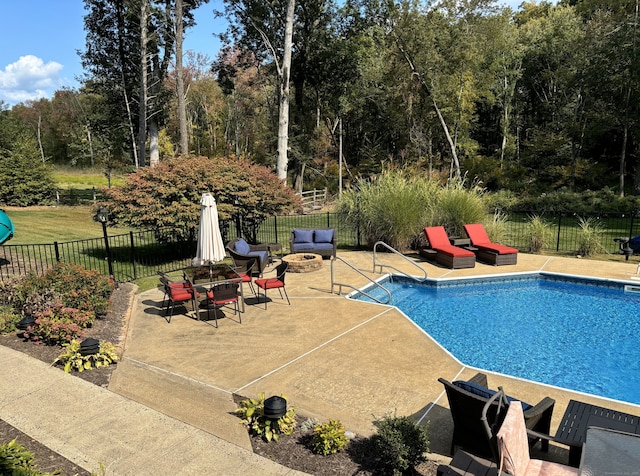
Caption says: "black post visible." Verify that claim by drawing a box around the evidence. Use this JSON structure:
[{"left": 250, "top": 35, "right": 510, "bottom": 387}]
[
  {"left": 556, "top": 214, "right": 562, "bottom": 252},
  {"left": 101, "top": 221, "right": 114, "bottom": 279},
  {"left": 95, "top": 206, "right": 115, "bottom": 282},
  {"left": 129, "top": 231, "right": 137, "bottom": 280}
]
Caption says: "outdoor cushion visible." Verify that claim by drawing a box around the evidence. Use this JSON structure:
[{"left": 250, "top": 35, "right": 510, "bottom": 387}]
[
  {"left": 314, "top": 229, "right": 334, "bottom": 243},
  {"left": 293, "top": 229, "right": 314, "bottom": 243},
  {"left": 464, "top": 223, "right": 518, "bottom": 255},
  {"left": 437, "top": 246, "right": 475, "bottom": 258},
  {"left": 293, "top": 242, "right": 333, "bottom": 251},
  {"left": 476, "top": 242, "right": 518, "bottom": 255},
  {"left": 454, "top": 380, "right": 533, "bottom": 411},
  {"left": 235, "top": 238, "right": 250, "bottom": 255},
  {"left": 248, "top": 250, "right": 269, "bottom": 264}
]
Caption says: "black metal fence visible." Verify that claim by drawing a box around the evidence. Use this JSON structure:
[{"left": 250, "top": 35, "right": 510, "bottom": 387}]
[{"left": 1, "top": 211, "right": 638, "bottom": 282}]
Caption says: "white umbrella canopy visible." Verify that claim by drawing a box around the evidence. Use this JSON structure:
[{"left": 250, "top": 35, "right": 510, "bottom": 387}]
[{"left": 193, "top": 193, "right": 226, "bottom": 266}]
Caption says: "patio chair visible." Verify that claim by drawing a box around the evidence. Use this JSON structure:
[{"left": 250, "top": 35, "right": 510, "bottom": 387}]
[
  {"left": 482, "top": 392, "right": 578, "bottom": 475},
  {"left": 254, "top": 261, "right": 290, "bottom": 310},
  {"left": 231, "top": 257, "right": 257, "bottom": 296},
  {"left": 423, "top": 226, "right": 476, "bottom": 269},
  {"left": 206, "top": 282, "right": 240, "bottom": 327},
  {"left": 226, "top": 237, "right": 269, "bottom": 275},
  {"left": 159, "top": 275, "right": 199, "bottom": 323},
  {"left": 463, "top": 223, "right": 518, "bottom": 266},
  {"left": 438, "top": 373, "right": 555, "bottom": 459}
]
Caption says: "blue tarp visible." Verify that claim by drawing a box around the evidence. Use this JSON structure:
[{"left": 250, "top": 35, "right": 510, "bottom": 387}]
[{"left": 0, "top": 210, "right": 14, "bottom": 245}]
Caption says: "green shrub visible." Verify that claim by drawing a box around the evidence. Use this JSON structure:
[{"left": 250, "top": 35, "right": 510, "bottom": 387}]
[
  {"left": 309, "top": 419, "right": 349, "bottom": 455},
  {"left": 53, "top": 339, "right": 119, "bottom": 372},
  {"left": 527, "top": 215, "right": 553, "bottom": 253},
  {"left": 0, "top": 438, "right": 59, "bottom": 475},
  {"left": 0, "top": 305, "right": 20, "bottom": 334},
  {"left": 21, "top": 304, "right": 94, "bottom": 345},
  {"left": 370, "top": 414, "right": 429, "bottom": 476},
  {"left": 576, "top": 217, "right": 606, "bottom": 257},
  {"left": 337, "top": 170, "right": 439, "bottom": 251},
  {"left": 235, "top": 392, "right": 297, "bottom": 442},
  {"left": 21, "top": 263, "right": 115, "bottom": 317},
  {"left": 0, "top": 276, "right": 26, "bottom": 310}
]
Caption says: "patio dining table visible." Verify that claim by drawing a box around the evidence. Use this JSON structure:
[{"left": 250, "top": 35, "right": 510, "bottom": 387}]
[{"left": 183, "top": 263, "right": 245, "bottom": 318}]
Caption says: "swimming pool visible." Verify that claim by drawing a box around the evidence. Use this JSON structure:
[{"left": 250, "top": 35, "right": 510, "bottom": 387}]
[{"left": 350, "top": 273, "right": 640, "bottom": 405}]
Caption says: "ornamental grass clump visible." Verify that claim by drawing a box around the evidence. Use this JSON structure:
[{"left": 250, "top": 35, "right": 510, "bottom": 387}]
[
  {"left": 433, "top": 180, "right": 486, "bottom": 238},
  {"left": 527, "top": 215, "right": 553, "bottom": 253},
  {"left": 337, "top": 170, "right": 439, "bottom": 251},
  {"left": 576, "top": 216, "right": 606, "bottom": 257}
]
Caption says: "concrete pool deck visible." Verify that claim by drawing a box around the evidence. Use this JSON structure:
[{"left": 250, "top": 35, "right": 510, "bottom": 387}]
[
  {"left": 112, "top": 251, "right": 640, "bottom": 460},
  {"left": 2, "top": 250, "right": 640, "bottom": 473}
]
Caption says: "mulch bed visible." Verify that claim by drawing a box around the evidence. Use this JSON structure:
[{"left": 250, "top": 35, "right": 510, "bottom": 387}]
[{"left": 0, "top": 282, "right": 440, "bottom": 475}]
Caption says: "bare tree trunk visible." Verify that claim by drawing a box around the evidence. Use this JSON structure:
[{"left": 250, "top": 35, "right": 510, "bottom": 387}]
[
  {"left": 37, "top": 115, "right": 45, "bottom": 162},
  {"left": 138, "top": 0, "right": 149, "bottom": 168},
  {"left": 276, "top": 0, "right": 296, "bottom": 184},
  {"left": 175, "top": 0, "right": 189, "bottom": 157},
  {"left": 396, "top": 38, "right": 461, "bottom": 180}
]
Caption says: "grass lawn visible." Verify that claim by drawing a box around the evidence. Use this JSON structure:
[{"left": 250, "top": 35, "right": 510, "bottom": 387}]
[
  {"left": 2, "top": 206, "right": 134, "bottom": 245},
  {"left": 52, "top": 166, "right": 127, "bottom": 189}
]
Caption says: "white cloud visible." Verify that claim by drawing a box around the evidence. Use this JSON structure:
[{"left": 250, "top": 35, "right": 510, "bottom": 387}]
[{"left": 0, "top": 55, "right": 64, "bottom": 104}]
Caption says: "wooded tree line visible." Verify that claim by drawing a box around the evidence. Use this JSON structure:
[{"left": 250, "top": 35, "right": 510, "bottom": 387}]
[{"left": 2, "top": 0, "right": 640, "bottom": 198}]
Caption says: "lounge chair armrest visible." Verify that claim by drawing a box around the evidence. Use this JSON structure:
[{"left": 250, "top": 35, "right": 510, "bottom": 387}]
[
  {"left": 523, "top": 396, "right": 555, "bottom": 420},
  {"left": 469, "top": 372, "right": 488, "bottom": 387},
  {"left": 249, "top": 243, "right": 269, "bottom": 251},
  {"left": 525, "top": 428, "right": 564, "bottom": 446}
]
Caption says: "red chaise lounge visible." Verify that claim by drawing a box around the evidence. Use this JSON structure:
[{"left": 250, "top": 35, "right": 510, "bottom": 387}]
[
  {"left": 464, "top": 223, "right": 518, "bottom": 266},
  {"left": 423, "top": 226, "right": 475, "bottom": 269}
]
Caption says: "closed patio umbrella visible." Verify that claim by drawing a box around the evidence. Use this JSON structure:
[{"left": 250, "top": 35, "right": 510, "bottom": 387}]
[{"left": 193, "top": 193, "right": 226, "bottom": 266}]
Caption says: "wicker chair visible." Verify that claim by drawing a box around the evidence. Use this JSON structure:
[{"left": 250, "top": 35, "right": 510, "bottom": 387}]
[
  {"left": 438, "top": 373, "right": 555, "bottom": 459},
  {"left": 226, "top": 238, "right": 269, "bottom": 275}
]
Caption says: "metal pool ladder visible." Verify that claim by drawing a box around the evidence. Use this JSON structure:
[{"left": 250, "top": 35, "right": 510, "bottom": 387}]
[
  {"left": 330, "top": 256, "right": 392, "bottom": 304},
  {"left": 330, "top": 242, "right": 427, "bottom": 304},
  {"left": 373, "top": 241, "right": 428, "bottom": 282}
]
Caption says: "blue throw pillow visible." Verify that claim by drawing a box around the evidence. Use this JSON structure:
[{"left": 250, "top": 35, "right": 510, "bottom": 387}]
[
  {"left": 454, "top": 380, "right": 494, "bottom": 399},
  {"left": 314, "top": 229, "right": 334, "bottom": 243},
  {"left": 293, "top": 229, "right": 313, "bottom": 243},
  {"left": 235, "top": 238, "right": 250, "bottom": 255},
  {"left": 453, "top": 380, "right": 532, "bottom": 411}
]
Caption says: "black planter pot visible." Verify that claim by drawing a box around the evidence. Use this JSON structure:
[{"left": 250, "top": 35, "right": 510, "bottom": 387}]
[{"left": 264, "top": 395, "right": 287, "bottom": 419}]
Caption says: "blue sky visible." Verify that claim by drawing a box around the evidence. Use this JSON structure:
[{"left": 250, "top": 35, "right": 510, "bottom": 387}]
[{"left": 1, "top": 0, "right": 532, "bottom": 106}]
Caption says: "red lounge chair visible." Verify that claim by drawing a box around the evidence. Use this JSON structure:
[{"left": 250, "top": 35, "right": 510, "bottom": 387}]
[
  {"left": 464, "top": 223, "right": 518, "bottom": 266},
  {"left": 423, "top": 226, "right": 475, "bottom": 269},
  {"left": 254, "top": 262, "right": 290, "bottom": 309}
]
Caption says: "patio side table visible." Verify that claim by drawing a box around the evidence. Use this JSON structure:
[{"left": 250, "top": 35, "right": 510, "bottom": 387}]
[{"left": 554, "top": 399, "right": 640, "bottom": 466}]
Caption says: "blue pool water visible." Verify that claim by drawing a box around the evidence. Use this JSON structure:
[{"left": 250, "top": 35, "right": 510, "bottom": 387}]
[{"left": 351, "top": 274, "right": 640, "bottom": 405}]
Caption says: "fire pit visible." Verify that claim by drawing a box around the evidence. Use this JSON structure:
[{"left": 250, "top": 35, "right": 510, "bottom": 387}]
[{"left": 282, "top": 253, "right": 323, "bottom": 273}]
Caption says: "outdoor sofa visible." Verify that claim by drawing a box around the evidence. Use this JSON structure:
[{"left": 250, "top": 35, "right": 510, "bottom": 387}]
[{"left": 289, "top": 228, "right": 336, "bottom": 258}]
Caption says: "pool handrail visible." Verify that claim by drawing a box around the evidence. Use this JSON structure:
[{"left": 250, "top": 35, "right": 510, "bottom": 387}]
[
  {"left": 330, "top": 256, "right": 392, "bottom": 304},
  {"left": 373, "top": 241, "right": 427, "bottom": 282}
]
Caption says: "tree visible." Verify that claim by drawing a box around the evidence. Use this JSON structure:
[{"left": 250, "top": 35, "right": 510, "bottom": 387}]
[
  {"left": 102, "top": 156, "right": 301, "bottom": 230},
  {"left": 0, "top": 109, "right": 56, "bottom": 206}
]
